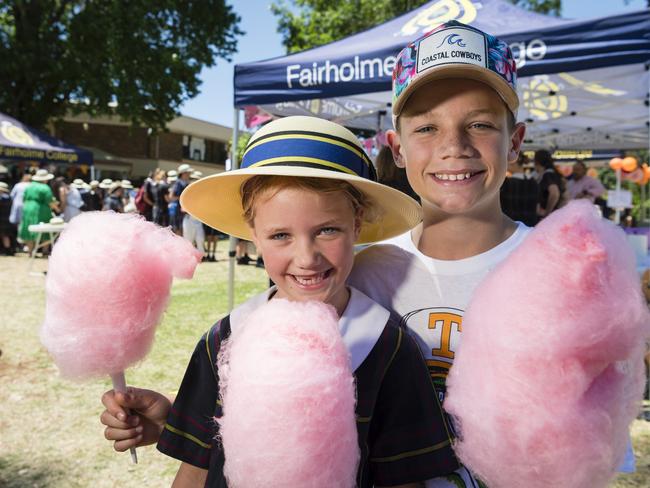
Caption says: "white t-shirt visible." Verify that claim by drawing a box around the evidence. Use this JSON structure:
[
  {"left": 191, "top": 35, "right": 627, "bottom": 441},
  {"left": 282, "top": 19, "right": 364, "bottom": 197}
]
[
  {"left": 349, "top": 223, "right": 531, "bottom": 488},
  {"left": 350, "top": 222, "right": 531, "bottom": 395}
]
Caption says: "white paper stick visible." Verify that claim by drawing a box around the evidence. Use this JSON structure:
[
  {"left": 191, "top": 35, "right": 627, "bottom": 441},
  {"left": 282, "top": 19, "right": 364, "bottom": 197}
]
[{"left": 111, "top": 371, "right": 138, "bottom": 464}]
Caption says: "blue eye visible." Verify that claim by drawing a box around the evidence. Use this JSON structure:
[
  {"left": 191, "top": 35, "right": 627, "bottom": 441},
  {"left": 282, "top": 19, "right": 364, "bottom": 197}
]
[
  {"left": 319, "top": 227, "right": 339, "bottom": 235},
  {"left": 470, "top": 122, "right": 495, "bottom": 130},
  {"left": 271, "top": 232, "right": 289, "bottom": 240}
]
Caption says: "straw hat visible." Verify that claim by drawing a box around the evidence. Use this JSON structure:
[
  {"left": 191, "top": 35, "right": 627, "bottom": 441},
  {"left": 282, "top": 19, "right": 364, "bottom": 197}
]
[
  {"left": 178, "top": 163, "right": 194, "bottom": 175},
  {"left": 108, "top": 181, "right": 123, "bottom": 194},
  {"left": 120, "top": 179, "right": 133, "bottom": 189},
  {"left": 99, "top": 178, "right": 113, "bottom": 189},
  {"left": 180, "top": 116, "right": 422, "bottom": 244},
  {"left": 190, "top": 170, "right": 203, "bottom": 180},
  {"left": 0, "top": 181, "right": 9, "bottom": 193},
  {"left": 167, "top": 170, "right": 178, "bottom": 182},
  {"left": 71, "top": 178, "right": 86, "bottom": 189},
  {"left": 89, "top": 180, "right": 99, "bottom": 188},
  {"left": 49, "top": 216, "right": 64, "bottom": 225},
  {"left": 32, "top": 169, "right": 54, "bottom": 182}
]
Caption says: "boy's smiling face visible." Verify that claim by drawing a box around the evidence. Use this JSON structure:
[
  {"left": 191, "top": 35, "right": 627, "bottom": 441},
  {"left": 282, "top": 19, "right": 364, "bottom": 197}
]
[
  {"left": 389, "top": 78, "right": 525, "bottom": 219},
  {"left": 250, "top": 186, "right": 361, "bottom": 316}
]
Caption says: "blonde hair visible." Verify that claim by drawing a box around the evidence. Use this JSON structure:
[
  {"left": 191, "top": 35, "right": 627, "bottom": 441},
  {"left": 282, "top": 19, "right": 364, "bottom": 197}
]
[{"left": 240, "top": 175, "right": 379, "bottom": 227}]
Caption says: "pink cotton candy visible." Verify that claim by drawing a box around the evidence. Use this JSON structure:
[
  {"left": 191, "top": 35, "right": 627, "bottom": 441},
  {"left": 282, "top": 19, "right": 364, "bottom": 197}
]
[
  {"left": 217, "top": 299, "right": 359, "bottom": 488},
  {"left": 444, "top": 200, "right": 650, "bottom": 488},
  {"left": 40, "top": 211, "right": 202, "bottom": 379}
]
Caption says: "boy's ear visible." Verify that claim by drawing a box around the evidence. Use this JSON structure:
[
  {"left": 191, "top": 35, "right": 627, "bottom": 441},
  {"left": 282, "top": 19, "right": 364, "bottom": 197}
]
[
  {"left": 386, "top": 130, "right": 406, "bottom": 168},
  {"left": 508, "top": 122, "right": 526, "bottom": 164}
]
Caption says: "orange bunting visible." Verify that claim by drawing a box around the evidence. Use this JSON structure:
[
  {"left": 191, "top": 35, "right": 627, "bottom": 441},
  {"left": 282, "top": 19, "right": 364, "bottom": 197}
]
[
  {"left": 642, "top": 164, "right": 650, "bottom": 185},
  {"left": 609, "top": 157, "right": 623, "bottom": 170},
  {"left": 623, "top": 168, "right": 644, "bottom": 184},
  {"left": 622, "top": 156, "right": 638, "bottom": 173}
]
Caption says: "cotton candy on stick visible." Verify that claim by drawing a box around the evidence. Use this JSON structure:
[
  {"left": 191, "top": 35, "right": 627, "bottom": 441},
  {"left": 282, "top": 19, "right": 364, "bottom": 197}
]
[
  {"left": 444, "top": 200, "right": 650, "bottom": 488},
  {"left": 217, "top": 299, "right": 359, "bottom": 488},
  {"left": 40, "top": 211, "right": 201, "bottom": 462}
]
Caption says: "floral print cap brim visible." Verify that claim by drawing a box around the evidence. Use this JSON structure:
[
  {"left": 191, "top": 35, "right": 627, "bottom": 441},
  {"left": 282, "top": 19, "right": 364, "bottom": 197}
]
[{"left": 392, "top": 20, "right": 518, "bottom": 115}]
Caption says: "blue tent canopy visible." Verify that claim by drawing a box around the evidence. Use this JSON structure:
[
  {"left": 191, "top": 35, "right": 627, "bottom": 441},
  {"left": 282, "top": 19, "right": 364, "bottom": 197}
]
[
  {"left": 233, "top": 0, "right": 650, "bottom": 150},
  {"left": 0, "top": 112, "right": 93, "bottom": 165}
]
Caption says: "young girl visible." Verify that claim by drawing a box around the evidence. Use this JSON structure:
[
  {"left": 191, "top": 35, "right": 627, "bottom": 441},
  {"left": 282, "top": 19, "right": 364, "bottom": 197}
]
[{"left": 100, "top": 116, "right": 458, "bottom": 487}]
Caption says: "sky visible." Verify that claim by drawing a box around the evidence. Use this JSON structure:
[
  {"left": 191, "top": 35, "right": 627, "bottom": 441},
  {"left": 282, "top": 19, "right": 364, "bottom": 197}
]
[{"left": 179, "top": 0, "right": 648, "bottom": 128}]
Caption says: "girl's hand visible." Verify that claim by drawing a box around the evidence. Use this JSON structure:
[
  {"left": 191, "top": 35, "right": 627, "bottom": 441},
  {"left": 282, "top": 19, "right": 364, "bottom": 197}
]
[{"left": 100, "top": 387, "right": 172, "bottom": 451}]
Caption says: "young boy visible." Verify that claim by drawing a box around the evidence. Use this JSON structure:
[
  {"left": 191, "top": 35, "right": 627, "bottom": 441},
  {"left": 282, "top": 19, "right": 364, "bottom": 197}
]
[
  {"left": 348, "top": 21, "right": 528, "bottom": 487},
  {"left": 100, "top": 116, "right": 459, "bottom": 487}
]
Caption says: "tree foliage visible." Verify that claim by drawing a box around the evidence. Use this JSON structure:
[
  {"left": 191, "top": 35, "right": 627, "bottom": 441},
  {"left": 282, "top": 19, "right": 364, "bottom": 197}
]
[
  {"left": 271, "top": 0, "right": 431, "bottom": 54},
  {"left": 272, "top": 0, "right": 562, "bottom": 53},
  {"left": 0, "top": 0, "right": 242, "bottom": 130},
  {"left": 509, "top": 0, "right": 561, "bottom": 16}
]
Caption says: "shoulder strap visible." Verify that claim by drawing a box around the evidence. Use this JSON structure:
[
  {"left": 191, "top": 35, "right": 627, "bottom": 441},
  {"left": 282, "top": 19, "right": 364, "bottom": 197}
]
[{"left": 206, "top": 316, "right": 232, "bottom": 380}]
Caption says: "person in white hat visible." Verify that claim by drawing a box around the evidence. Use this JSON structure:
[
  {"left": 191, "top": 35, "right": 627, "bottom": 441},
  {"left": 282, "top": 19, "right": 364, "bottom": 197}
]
[
  {"left": 99, "top": 116, "right": 459, "bottom": 487},
  {"left": 102, "top": 181, "right": 124, "bottom": 213},
  {"left": 18, "top": 169, "right": 59, "bottom": 253},
  {"left": 81, "top": 180, "right": 103, "bottom": 211}
]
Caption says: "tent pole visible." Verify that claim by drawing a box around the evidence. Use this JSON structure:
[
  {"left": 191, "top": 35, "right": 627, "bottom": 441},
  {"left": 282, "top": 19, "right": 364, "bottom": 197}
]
[
  {"left": 228, "top": 108, "right": 241, "bottom": 313},
  {"left": 647, "top": 71, "right": 650, "bottom": 224}
]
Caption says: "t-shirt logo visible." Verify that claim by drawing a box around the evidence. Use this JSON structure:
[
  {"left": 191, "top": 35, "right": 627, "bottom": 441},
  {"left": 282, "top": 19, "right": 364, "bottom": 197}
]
[{"left": 401, "top": 307, "right": 463, "bottom": 384}]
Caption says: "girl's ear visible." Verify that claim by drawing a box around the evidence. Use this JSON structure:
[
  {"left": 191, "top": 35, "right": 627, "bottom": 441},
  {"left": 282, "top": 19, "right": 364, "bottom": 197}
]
[{"left": 249, "top": 225, "right": 260, "bottom": 249}]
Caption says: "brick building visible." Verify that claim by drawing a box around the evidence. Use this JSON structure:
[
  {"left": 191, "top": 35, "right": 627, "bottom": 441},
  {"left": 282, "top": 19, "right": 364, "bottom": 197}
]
[{"left": 55, "top": 114, "right": 231, "bottom": 181}]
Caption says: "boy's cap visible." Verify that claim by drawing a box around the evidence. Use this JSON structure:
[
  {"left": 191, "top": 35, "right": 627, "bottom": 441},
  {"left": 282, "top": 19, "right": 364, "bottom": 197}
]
[
  {"left": 392, "top": 20, "right": 518, "bottom": 120},
  {"left": 180, "top": 116, "right": 422, "bottom": 244}
]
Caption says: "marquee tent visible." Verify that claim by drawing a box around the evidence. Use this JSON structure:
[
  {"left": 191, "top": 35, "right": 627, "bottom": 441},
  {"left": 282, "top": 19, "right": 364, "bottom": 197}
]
[
  {"left": 234, "top": 0, "right": 650, "bottom": 151},
  {"left": 0, "top": 112, "right": 93, "bottom": 166},
  {"left": 225, "top": 0, "right": 650, "bottom": 309}
]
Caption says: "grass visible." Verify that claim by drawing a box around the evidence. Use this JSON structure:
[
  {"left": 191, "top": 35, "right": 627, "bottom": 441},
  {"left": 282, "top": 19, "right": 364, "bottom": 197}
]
[
  {"left": 1, "top": 245, "right": 649, "bottom": 486},
  {"left": 0, "top": 245, "right": 267, "bottom": 487}
]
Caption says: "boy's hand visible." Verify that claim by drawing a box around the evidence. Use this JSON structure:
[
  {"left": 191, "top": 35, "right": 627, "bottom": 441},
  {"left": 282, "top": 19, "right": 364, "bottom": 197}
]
[{"left": 100, "top": 387, "right": 172, "bottom": 452}]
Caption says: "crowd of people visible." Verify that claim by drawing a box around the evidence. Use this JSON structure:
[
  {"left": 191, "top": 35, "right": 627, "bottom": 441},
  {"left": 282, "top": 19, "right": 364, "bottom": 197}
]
[
  {"left": 0, "top": 163, "right": 234, "bottom": 261},
  {"left": 497, "top": 149, "right": 608, "bottom": 227}
]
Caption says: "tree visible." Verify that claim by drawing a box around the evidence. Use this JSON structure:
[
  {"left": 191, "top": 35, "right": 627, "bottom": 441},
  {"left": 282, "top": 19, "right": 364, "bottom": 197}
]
[
  {"left": 0, "top": 1, "right": 242, "bottom": 130},
  {"left": 272, "top": 0, "right": 562, "bottom": 54},
  {"left": 509, "top": 0, "right": 561, "bottom": 16},
  {"left": 271, "top": 0, "right": 431, "bottom": 54}
]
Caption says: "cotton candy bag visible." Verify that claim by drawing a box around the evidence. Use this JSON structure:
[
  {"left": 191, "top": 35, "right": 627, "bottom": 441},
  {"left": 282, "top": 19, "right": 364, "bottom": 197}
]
[
  {"left": 444, "top": 200, "right": 650, "bottom": 488},
  {"left": 40, "top": 211, "right": 202, "bottom": 379},
  {"left": 217, "top": 299, "right": 359, "bottom": 488}
]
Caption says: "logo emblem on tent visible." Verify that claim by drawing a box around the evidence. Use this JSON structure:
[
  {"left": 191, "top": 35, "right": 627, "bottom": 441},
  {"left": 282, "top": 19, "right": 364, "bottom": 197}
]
[
  {"left": 1, "top": 121, "right": 34, "bottom": 146},
  {"left": 436, "top": 33, "right": 467, "bottom": 48},
  {"left": 397, "top": 0, "right": 478, "bottom": 37}
]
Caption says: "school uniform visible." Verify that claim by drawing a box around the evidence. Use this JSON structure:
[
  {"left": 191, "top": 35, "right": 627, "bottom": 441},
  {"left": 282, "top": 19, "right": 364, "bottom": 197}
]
[{"left": 157, "top": 287, "right": 459, "bottom": 487}]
